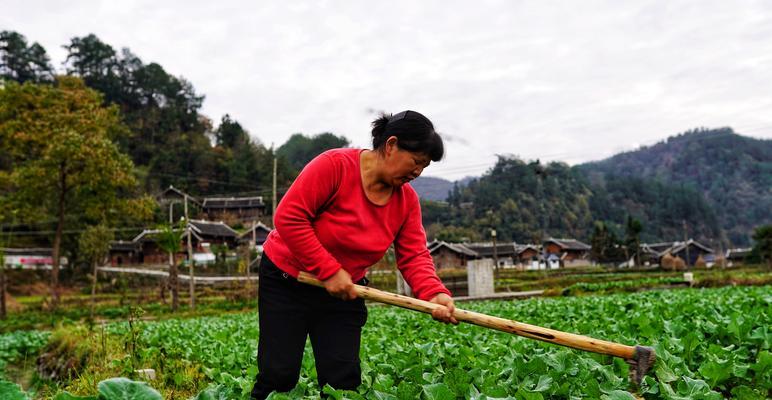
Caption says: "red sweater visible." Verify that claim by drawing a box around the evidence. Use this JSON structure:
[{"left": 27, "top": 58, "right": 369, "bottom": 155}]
[{"left": 263, "top": 148, "right": 450, "bottom": 301}]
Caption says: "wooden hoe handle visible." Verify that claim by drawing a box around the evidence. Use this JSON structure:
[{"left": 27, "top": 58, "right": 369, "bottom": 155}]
[{"left": 297, "top": 271, "right": 639, "bottom": 359}]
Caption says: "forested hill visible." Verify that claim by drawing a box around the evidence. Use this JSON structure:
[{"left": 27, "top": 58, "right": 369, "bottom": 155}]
[
  {"left": 0, "top": 31, "right": 348, "bottom": 200},
  {"left": 579, "top": 128, "right": 772, "bottom": 244},
  {"left": 423, "top": 156, "right": 720, "bottom": 245},
  {"left": 419, "top": 129, "right": 767, "bottom": 245}
]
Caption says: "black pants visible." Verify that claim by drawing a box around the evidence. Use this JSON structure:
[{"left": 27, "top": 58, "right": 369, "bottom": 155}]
[{"left": 251, "top": 255, "right": 368, "bottom": 399}]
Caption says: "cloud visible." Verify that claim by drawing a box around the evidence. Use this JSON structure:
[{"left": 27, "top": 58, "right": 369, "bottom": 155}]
[{"left": 3, "top": 0, "right": 771, "bottom": 180}]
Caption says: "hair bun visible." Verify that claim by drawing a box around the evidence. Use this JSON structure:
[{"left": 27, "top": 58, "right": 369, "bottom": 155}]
[
  {"left": 371, "top": 114, "right": 390, "bottom": 138},
  {"left": 369, "top": 110, "right": 444, "bottom": 161}
]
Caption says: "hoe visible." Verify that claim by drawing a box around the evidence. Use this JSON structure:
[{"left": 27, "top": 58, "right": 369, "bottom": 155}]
[{"left": 298, "top": 272, "right": 656, "bottom": 393}]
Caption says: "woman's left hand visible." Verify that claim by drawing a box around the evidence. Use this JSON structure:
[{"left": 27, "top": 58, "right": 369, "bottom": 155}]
[{"left": 428, "top": 293, "right": 459, "bottom": 325}]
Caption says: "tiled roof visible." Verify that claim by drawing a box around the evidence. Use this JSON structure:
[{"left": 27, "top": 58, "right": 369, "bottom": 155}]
[
  {"left": 238, "top": 222, "right": 273, "bottom": 239},
  {"left": 545, "top": 238, "right": 591, "bottom": 251},
  {"left": 189, "top": 220, "right": 238, "bottom": 238},
  {"left": 466, "top": 242, "right": 517, "bottom": 257},
  {"left": 203, "top": 197, "right": 265, "bottom": 209},
  {"left": 428, "top": 241, "right": 479, "bottom": 257}
]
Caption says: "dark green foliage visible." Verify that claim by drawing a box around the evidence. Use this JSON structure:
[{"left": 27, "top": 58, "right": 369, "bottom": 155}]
[
  {"left": 445, "top": 157, "right": 594, "bottom": 242},
  {"left": 437, "top": 155, "right": 717, "bottom": 244},
  {"left": 0, "top": 31, "right": 54, "bottom": 84},
  {"left": 60, "top": 34, "right": 296, "bottom": 197},
  {"left": 590, "top": 221, "right": 625, "bottom": 264},
  {"left": 749, "top": 225, "right": 772, "bottom": 266},
  {"left": 581, "top": 128, "right": 772, "bottom": 245},
  {"left": 276, "top": 132, "right": 350, "bottom": 173},
  {"left": 64, "top": 34, "right": 205, "bottom": 167},
  {"left": 624, "top": 217, "right": 643, "bottom": 265},
  {"left": 588, "top": 174, "right": 720, "bottom": 243}
]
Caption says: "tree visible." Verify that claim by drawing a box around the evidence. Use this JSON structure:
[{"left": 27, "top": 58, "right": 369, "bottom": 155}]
[
  {"left": 215, "top": 114, "right": 250, "bottom": 149},
  {"left": 79, "top": 224, "right": 114, "bottom": 318},
  {"left": 590, "top": 221, "right": 625, "bottom": 265},
  {"left": 64, "top": 34, "right": 207, "bottom": 169},
  {"left": 750, "top": 225, "right": 772, "bottom": 267},
  {"left": 0, "top": 77, "right": 153, "bottom": 306},
  {"left": 625, "top": 216, "right": 643, "bottom": 266},
  {"left": 590, "top": 221, "right": 611, "bottom": 264},
  {"left": 277, "top": 132, "right": 350, "bottom": 172},
  {"left": 0, "top": 31, "right": 54, "bottom": 84},
  {"left": 155, "top": 223, "right": 184, "bottom": 311}
]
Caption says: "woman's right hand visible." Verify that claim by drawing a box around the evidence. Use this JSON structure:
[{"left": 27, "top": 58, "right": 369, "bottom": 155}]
[{"left": 323, "top": 268, "right": 358, "bottom": 300}]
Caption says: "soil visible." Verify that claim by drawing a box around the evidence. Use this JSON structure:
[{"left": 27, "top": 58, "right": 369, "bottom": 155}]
[{"left": 3, "top": 292, "right": 24, "bottom": 312}]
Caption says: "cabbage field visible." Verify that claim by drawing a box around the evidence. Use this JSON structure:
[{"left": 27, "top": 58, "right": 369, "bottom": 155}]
[{"left": 1, "top": 285, "right": 770, "bottom": 399}]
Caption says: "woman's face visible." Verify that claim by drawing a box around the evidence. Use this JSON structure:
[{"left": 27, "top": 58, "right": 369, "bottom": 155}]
[{"left": 383, "top": 136, "right": 431, "bottom": 186}]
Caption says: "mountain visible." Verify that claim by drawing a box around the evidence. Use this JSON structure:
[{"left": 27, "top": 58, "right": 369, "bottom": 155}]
[
  {"left": 579, "top": 128, "right": 771, "bottom": 245},
  {"left": 412, "top": 176, "right": 477, "bottom": 201},
  {"left": 411, "top": 176, "right": 453, "bottom": 201},
  {"left": 429, "top": 156, "right": 719, "bottom": 244},
  {"left": 422, "top": 128, "right": 767, "bottom": 245}
]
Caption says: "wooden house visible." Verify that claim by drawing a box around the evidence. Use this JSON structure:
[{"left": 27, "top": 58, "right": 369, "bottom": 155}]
[
  {"left": 543, "top": 238, "right": 591, "bottom": 267},
  {"left": 725, "top": 248, "right": 752, "bottom": 267},
  {"left": 109, "top": 241, "right": 142, "bottom": 266},
  {"left": 641, "top": 239, "right": 715, "bottom": 267},
  {"left": 514, "top": 244, "right": 540, "bottom": 269},
  {"left": 465, "top": 242, "right": 517, "bottom": 268},
  {"left": 202, "top": 196, "right": 267, "bottom": 224},
  {"left": 237, "top": 222, "right": 273, "bottom": 248},
  {"left": 428, "top": 241, "right": 478, "bottom": 270},
  {"left": 130, "top": 220, "right": 239, "bottom": 265}
]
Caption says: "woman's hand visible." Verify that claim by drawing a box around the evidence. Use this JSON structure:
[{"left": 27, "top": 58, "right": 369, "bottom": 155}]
[
  {"left": 323, "top": 268, "right": 358, "bottom": 300},
  {"left": 429, "top": 293, "right": 459, "bottom": 325}
]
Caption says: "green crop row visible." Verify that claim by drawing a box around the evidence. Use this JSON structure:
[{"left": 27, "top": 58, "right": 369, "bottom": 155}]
[
  {"left": 561, "top": 277, "right": 687, "bottom": 293},
  {"left": 2, "top": 285, "right": 769, "bottom": 399},
  {"left": 93, "top": 286, "right": 770, "bottom": 399}
]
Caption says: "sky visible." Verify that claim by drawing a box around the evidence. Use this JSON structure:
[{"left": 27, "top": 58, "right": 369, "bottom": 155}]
[{"left": 3, "top": 0, "right": 772, "bottom": 180}]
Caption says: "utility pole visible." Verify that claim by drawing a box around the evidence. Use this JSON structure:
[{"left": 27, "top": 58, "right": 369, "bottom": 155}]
[
  {"left": 717, "top": 240, "right": 725, "bottom": 269},
  {"left": 682, "top": 220, "right": 690, "bottom": 269},
  {"left": 185, "top": 195, "right": 195, "bottom": 310},
  {"left": 491, "top": 229, "right": 499, "bottom": 278},
  {"left": 272, "top": 156, "right": 278, "bottom": 227},
  {"left": 247, "top": 220, "right": 256, "bottom": 297},
  {"left": 0, "top": 248, "right": 5, "bottom": 319}
]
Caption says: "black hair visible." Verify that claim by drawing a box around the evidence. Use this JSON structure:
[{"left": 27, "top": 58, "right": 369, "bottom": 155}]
[{"left": 371, "top": 110, "right": 444, "bottom": 161}]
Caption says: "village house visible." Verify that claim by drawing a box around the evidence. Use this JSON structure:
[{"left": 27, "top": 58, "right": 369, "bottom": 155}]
[
  {"left": 237, "top": 221, "right": 273, "bottom": 250},
  {"left": 725, "top": 248, "right": 752, "bottom": 267},
  {"left": 202, "top": 196, "right": 266, "bottom": 224},
  {"left": 108, "top": 241, "right": 142, "bottom": 266},
  {"left": 428, "top": 241, "right": 478, "bottom": 270},
  {"left": 640, "top": 239, "right": 715, "bottom": 267},
  {"left": 157, "top": 186, "right": 268, "bottom": 225},
  {"left": 543, "top": 238, "right": 591, "bottom": 268},
  {"left": 640, "top": 242, "right": 673, "bottom": 265},
  {"left": 515, "top": 244, "right": 541, "bottom": 269},
  {"left": 157, "top": 186, "right": 202, "bottom": 220},
  {"left": 465, "top": 242, "right": 518, "bottom": 268},
  {"left": 121, "top": 220, "right": 239, "bottom": 265},
  {"left": 427, "top": 241, "right": 544, "bottom": 271}
]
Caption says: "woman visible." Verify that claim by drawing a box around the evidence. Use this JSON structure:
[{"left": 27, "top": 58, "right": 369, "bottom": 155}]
[{"left": 251, "top": 110, "right": 457, "bottom": 399}]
